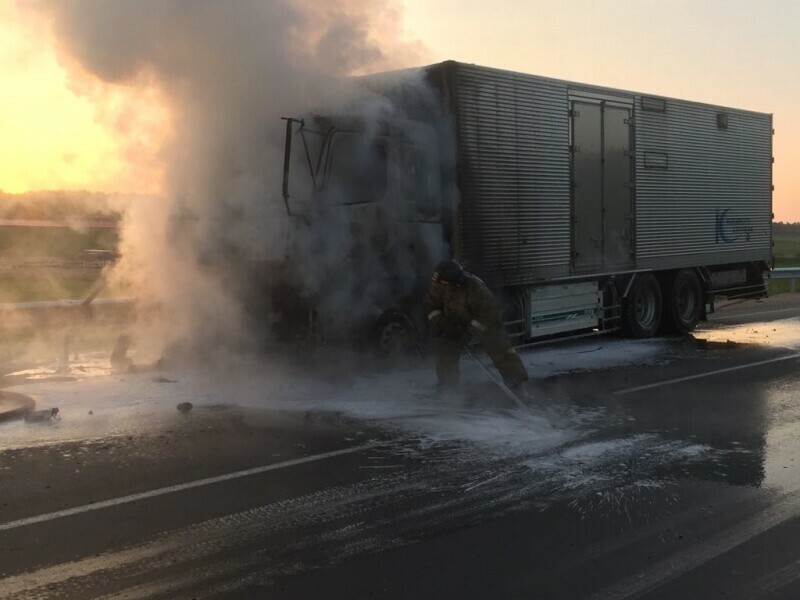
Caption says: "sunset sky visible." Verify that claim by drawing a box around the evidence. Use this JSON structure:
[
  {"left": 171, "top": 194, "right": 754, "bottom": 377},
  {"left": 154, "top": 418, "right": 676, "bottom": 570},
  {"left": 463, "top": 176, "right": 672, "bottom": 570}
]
[
  {"left": 1, "top": 1, "right": 797, "bottom": 219},
  {"left": 0, "top": 5, "right": 122, "bottom": 194}
]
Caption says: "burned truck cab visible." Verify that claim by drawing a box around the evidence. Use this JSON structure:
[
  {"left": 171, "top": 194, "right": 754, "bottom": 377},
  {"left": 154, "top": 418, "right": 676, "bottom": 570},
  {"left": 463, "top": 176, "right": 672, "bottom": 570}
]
[
  {"left": 267, "top": 60, "right": 772, "bottom": 352},
  {"left": 273, "top": 113, "right": 448, "bottom": 351}
]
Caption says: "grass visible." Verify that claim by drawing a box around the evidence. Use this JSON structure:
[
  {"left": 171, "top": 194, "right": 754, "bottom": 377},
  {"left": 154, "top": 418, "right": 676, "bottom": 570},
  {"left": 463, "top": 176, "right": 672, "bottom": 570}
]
[
  {"left": 770, "top": 279, "right": 793, "bottom": 294},
  {"left": 0, "top": 270, "right": 100, "bottom": 303},
  {"left": 770, "top": 234, "right": 800, "bottom": 294},
  {"left": 0, "top": 269, "right": 115, "bottom": 303},
  {"left": 0, "top": 214, "right": 124, "bottom": 364},
  {"left": 0, "top": 227, "right": 118, "bottom": 260},
  {"left": 0, "top": 321, "right": 131, "bottom": 376},
  {"left": 0, "top": 224, "right": 120, "bottom": 302},
  {"left": 772, "top": 237, "right": 800, "bottom": 268}
]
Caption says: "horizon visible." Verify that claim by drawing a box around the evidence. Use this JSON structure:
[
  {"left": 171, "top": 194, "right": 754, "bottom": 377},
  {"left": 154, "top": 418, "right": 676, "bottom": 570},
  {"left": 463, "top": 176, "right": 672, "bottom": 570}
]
[{"left": 1, "top": 1, "right": 796, "bottom": 219}]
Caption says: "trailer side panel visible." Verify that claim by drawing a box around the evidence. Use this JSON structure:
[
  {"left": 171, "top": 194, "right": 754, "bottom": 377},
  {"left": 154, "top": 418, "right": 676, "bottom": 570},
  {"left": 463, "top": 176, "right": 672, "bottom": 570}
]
[
  {"left": 430, "top": 62, "right": 771, "bottom": 285},
  {"left": 635, "top": 98, "right": 772, "bottom": 270},
  {"left": 453, "top": 64, "right": 572, "bottom": 285}
]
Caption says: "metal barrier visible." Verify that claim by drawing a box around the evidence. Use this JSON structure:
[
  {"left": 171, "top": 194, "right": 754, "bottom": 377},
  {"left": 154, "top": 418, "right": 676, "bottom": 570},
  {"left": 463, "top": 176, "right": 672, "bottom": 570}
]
[
  {"left": 771, "top": 268, "right": 800, "bottom": 293},
  {"left": 0, "top": 259, "right": 114, "bottom": 271},
  {"left": 0, "top": 297, "right": 134, "bottom": 311},
  {"left": 0, "top": 298, "right": 136, "bottom": 334}
]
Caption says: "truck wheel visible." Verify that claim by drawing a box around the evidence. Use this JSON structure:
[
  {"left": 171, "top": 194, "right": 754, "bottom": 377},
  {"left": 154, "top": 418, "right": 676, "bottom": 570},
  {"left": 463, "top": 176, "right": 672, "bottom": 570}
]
[
  {"left": 375, "top": 310, "right": 417, "bottom": 357},
  {"left": 623, "top": 274, "right": 662, "bottom": 338},
  {"left": 666, "top": 269, "right": 703, "bottom": 334}
]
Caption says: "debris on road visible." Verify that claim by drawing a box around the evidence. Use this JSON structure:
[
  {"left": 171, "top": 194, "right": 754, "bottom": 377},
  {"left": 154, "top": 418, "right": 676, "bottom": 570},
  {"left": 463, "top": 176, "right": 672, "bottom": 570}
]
[
  {"left": 24, "top": 407, "right": 60, "bottom": 423},
  {"left": 176, "top": 402, "right": 193, "bottom": 413},
  {"left": 153, "top": 376, "right": 177, "bottom": 384},
  {"left": 111, "top": 333, "right": 169, "bottom": 375},
  {"left": 0, "top": 391, "right": 36, "bottom": 422}
]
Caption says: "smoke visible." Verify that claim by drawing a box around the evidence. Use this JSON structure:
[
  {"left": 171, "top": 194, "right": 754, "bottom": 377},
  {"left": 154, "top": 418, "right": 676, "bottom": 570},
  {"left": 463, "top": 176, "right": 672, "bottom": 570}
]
[{"left": 27, "top": 0, "right": 445, "bottom": 356}]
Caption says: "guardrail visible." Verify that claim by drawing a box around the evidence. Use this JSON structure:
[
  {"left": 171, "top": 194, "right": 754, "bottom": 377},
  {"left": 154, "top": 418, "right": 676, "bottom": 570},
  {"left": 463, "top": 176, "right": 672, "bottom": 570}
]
[
  {"left": 0, "top": 298, "right": 136, "bottom": 333},
  {"left": 0, "top": 259, "right": 114, "bottom": 271},
  {"left": 0, "top": 297, "right": 135, "bottom": 311},
  {"left": 0, "top": 298, "right": 136, "bottom": 373},
  {"left": 771, "top": 268, "right": 800, "bottom": 292},
  {"left": 0, "top": 270, "right": 796, "bottom": 314}
]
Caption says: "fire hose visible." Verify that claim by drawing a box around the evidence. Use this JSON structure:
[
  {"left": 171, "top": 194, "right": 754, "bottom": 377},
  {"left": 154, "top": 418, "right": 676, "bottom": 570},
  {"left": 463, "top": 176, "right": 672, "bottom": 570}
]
[{"left": 464, "top": 345, "right": 530, "bottom": 413}]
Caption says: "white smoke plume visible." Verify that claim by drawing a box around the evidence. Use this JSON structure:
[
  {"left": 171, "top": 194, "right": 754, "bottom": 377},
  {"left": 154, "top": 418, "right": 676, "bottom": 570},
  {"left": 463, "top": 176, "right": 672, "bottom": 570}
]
[{"left": 28, "top": 0, "right": 444, "bottom": 356}]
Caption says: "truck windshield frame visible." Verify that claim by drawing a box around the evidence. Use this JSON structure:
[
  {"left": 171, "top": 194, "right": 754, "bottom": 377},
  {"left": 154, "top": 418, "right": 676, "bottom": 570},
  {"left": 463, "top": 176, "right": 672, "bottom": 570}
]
[
  {"left": 281, "top": 117, "right": 335, "bottom": 218},
  {"left": 323, "top": 132, "right": 389, "bottom": 206}
]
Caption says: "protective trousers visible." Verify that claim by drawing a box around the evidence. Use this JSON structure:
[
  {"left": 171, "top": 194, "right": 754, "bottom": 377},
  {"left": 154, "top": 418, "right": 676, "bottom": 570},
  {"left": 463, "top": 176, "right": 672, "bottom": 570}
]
[{"left": 436, "top": 328, "right": 528, "bottom": 390}]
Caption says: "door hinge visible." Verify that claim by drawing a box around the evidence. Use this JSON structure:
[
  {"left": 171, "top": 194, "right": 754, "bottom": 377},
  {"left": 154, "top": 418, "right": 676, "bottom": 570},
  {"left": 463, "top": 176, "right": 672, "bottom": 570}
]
[
  {"left": 569, "top": 109, "right": 581, "bottom": 118},
  {"left": 623, "top": 118, "right": 633, "bottom": 125}
]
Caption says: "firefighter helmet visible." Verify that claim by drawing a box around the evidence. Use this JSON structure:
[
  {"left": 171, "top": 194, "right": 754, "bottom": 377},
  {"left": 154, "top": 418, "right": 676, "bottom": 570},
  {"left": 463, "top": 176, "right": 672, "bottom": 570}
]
[{"left": 432, "top": 259, "right": 466, "bottom": 284}]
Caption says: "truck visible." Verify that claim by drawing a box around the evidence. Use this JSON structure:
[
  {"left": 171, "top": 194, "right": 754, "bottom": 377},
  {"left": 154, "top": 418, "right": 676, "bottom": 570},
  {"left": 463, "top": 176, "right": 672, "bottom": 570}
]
[{"left": 275, "top": 61, "right": 773, "bottom": 351}]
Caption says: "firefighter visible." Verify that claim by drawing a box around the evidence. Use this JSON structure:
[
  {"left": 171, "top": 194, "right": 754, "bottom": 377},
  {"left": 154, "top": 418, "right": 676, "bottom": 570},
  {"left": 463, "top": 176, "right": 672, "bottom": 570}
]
[{"left": 426, "top": 259, "right": 529, "bottom": 393}]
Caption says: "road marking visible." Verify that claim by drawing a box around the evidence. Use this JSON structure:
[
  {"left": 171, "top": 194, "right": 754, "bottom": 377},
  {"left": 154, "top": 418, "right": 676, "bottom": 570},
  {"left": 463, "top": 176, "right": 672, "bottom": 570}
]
[
  {"left": 0, "top": 539, "right": 182, "bottom": 596},
  {"left": 588, "top": 493, "right": 800, "bottom": 600},
  {"left": 732, "top": 558, "right": 800, "bottom": 600},
  {"left": 615, "top": 353, "right": 800, "bottom": 395},
  {"left": 0, "top": 443, "right": 379, "bottom": 533},
  {"left": 0, "top": 471, "right": 402, "bottom": 596}
]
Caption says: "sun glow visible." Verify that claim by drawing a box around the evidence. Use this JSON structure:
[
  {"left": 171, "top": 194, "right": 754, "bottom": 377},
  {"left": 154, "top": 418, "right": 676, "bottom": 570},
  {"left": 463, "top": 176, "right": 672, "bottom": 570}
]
[
  {"left": 1, "top": 1, "right": 797, "bottom": 221},
  {"left": 0, "top": 6, "right": 167, "bottom": 195}
]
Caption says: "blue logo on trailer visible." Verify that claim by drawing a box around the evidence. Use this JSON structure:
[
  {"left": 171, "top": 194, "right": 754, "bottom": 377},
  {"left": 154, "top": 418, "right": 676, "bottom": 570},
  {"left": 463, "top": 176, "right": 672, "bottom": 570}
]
[{"left": 716, "top": 209, "right": 754, "bottom": 243}]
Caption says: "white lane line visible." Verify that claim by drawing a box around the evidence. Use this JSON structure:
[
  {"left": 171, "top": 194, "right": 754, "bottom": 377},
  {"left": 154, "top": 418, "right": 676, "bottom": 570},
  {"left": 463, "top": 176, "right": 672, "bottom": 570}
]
[
  {"left": 615, "top": 353, "right": 800, "bottom": 395},
  {"left": 0, "top": 443, "right": 379, "bottom": 533},
  {"left": 1, "top": 472, "right": 398, "bottom": 596},
  {"left": 588, "top": 494, "right": 800, "bottom": 600},
  {"left": 731, "top": 558, "right": 800, "bottom": 600},
  {"left": 0, "top": 539, "right": 183, "bottom": 597}
]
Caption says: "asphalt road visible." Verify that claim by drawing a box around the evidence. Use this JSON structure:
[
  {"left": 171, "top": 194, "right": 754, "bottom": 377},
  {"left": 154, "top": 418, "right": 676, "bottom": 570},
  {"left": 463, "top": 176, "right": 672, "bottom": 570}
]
[{"left": 3, "top": 296, "right": 800, "bottom": 598}]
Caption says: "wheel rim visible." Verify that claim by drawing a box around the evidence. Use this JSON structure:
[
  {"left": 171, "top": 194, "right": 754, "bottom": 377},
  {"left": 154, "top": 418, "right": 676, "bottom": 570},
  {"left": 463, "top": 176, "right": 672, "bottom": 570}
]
[
  {"left": 634, "top": 285, "right": 657, "bottom": 329},
  {"left": 379, "top": 322, "right": 409, "bottom": 353}
]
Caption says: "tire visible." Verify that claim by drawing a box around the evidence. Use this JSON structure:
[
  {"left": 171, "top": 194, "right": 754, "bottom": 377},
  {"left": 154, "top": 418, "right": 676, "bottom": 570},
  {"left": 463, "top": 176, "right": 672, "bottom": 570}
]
[
  {"left": 665, "top": 269, "right": 703, "bottom": 334},
  {"left": 374, "top": 310, "right": 417, "bottom": 357},
  {"left": 623, "top": 274, "right": 663, "bottom": 338}
]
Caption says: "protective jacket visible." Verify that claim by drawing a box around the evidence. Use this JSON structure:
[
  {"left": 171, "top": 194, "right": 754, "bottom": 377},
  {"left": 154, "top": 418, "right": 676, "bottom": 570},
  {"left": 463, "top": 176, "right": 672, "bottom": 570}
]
[
  {"left": 426, "top": 274, "right": 503, "bottom": 337},
  {"left": 426, "top": 273, "right": 528, "bottom": 389}
]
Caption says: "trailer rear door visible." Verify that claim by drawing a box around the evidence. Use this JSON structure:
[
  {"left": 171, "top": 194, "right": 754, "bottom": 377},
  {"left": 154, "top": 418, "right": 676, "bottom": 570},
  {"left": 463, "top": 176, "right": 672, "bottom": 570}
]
[
  {"left": 572, "top": 101, "right": 604, "bottom": 270},
  {"left": 571, "top": 97, "right": 635, "bottom": 271}
]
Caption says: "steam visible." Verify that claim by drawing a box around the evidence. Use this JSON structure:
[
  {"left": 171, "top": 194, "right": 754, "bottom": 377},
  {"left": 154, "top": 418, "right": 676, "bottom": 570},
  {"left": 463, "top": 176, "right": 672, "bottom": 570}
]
[{"left": 30, "top": 0, "right": 445, "bottom": 355}]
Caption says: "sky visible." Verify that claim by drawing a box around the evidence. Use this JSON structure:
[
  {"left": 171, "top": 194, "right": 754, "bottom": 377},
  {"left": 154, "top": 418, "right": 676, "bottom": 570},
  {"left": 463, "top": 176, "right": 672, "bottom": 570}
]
[
  {"left": 0, "top": 6, "right": 120, "bottom": 193},
  {"left": 0, "top": 0, "right": 798, "bottom": 219},
  {"left": 0, "top": 2, "right": 168, "bottom": 196}
]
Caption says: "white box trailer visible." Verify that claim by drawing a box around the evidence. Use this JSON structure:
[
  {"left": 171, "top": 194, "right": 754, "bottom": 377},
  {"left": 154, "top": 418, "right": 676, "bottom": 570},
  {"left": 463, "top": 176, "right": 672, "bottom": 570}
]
[{"left": 279, "top": 61, "right": 772, "bottom": 346}]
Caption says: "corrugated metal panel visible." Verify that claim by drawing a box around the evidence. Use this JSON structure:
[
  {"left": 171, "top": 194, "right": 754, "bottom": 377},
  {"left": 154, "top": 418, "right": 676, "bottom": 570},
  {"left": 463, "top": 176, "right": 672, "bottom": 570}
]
[
  {"left": 453, "top": 64, "right": 572, "bottom": 286},
  {"left": 439, "top": 62, "right": 772, "bottom": 284},
  {"left": 635, "top": 99, "right": 772, "bottom": 268}
]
